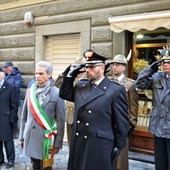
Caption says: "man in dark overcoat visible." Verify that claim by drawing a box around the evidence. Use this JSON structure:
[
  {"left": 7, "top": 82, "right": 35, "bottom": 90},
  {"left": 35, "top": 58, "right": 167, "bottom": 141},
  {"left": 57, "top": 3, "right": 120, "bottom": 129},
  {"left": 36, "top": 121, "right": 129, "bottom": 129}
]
[
  {"left": 59, "top": 49, "right": 129, "bottom": 170},
  {"left": 0, "top": 68, "right": 18, "bottom": 168},
  {"left": 2, "top": 61, "right": 22, "bottom": 138}
]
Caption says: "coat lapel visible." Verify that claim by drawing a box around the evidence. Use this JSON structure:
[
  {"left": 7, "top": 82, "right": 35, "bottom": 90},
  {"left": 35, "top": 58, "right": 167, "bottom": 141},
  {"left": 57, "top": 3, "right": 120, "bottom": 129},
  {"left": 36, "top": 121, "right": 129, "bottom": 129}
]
[
  {"left": 0, "top": 81, "right": 8, "bottom": 94},
  {"left": 79, "top": 77, "right": 110, "bottom": 107},
  {"left": 41, "top": 88, "right": 51, "bottom": 108}
]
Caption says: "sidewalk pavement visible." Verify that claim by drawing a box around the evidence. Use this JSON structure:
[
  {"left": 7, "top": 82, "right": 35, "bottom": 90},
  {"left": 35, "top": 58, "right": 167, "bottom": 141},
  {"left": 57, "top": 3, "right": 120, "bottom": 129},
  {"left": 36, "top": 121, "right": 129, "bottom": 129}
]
[{"left": 0, "top": 139, "right": 155, "bottom": 170}]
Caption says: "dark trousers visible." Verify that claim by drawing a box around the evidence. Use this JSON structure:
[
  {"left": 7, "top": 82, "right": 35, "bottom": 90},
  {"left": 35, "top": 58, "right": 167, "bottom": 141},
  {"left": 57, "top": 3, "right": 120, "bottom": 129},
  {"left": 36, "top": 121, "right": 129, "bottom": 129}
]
[
  {"left": 31, "top": 158, "right": 52, "bottom": 170},
  {"left": 67, "top": 123, "right": 72, "bottom": 149},
  {"left": 154, "top": 136, "right": 170, "bottom": 170},
  {"left": 0, "top": 140, "right": 15, "bottom": 162}
]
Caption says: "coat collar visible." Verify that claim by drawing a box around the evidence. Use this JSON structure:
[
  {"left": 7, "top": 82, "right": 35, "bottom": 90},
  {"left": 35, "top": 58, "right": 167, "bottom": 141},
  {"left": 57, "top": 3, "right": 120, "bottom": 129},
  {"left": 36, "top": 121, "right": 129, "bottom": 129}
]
[{"left": 79, "top": 77, "right": 110, "bottom": 107}]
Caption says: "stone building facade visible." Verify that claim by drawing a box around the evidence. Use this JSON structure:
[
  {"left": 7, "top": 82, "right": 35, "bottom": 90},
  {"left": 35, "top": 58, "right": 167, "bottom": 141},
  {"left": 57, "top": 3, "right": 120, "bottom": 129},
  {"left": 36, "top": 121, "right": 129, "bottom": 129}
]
[{"left": 0, "top": 0, "right": 170, "bottom": 99}]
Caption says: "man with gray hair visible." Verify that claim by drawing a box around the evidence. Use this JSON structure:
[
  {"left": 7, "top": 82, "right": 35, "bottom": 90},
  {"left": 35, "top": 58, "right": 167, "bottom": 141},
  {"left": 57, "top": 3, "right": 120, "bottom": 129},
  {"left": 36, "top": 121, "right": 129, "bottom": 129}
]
[{"left": 19, "top": 61, "right": 65, "bottom": 170}]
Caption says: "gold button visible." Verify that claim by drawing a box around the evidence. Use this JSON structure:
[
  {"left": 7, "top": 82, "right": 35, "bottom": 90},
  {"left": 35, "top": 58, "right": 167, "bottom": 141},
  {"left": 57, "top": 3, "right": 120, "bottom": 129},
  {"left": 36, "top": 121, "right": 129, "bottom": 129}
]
[
  {"left": 86, "top": 123, "right": 89, "bottom": 126},
  {"left": 88, "top": 110, "right": 92, "bottom": 114}
]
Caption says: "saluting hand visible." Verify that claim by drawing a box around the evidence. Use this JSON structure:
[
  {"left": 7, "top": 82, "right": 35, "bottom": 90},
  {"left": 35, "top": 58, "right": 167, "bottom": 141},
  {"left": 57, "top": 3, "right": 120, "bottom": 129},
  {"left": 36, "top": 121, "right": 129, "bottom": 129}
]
[{"left": 69, "top": 64, "right": 85, "bottom": 78}]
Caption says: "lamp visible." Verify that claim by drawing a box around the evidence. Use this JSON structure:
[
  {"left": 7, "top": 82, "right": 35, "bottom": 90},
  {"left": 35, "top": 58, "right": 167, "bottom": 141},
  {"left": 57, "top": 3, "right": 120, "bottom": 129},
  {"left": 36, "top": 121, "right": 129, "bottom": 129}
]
[{"left": 24, "top": 12, "right": 34, "bottom": 27}]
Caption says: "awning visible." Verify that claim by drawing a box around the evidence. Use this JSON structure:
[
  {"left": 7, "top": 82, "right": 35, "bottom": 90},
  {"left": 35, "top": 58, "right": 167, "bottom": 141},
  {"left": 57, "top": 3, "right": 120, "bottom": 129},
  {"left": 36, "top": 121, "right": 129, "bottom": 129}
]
[{"left": 108, "top": 10, "right": 170, "bottom": 33}]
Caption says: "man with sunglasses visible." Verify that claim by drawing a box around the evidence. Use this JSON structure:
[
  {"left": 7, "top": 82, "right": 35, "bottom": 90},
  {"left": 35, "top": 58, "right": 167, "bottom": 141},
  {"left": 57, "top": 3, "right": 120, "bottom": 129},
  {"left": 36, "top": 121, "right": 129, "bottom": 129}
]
[
  {"left": 59, "top": 49, "right": 129, "bottom": 170},
  {"left": 135, "top": 46, "right": 170, "bottom": 170}
]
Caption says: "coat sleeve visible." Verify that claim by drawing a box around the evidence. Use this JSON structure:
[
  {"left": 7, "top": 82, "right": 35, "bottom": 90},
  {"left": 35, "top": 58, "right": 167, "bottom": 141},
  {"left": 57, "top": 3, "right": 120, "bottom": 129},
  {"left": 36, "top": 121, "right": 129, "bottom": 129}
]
[
  {"left": 135, "top": 66, "right": 153, "bottom": 90},
  {"left": 59, "top": 76, "right": 75, "bottom": 102},
  {"left": 112, "top": 85, "right": 129, "bottom": 149},
  {"left": 10, "top": 85, "right": 18, "bottom": 125},
  {"left": 19, "top": 90, "right": 28, "bottom": 141},
  {"left": 54, "top": 95, "right": 65, "bottom": 148}
]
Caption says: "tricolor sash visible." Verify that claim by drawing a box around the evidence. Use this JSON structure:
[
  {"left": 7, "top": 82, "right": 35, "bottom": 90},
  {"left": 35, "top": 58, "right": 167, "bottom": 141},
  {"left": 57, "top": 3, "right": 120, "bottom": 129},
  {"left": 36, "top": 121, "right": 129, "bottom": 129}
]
[{"left": 28, "top": 82, "right": 57, "bottom": 168}]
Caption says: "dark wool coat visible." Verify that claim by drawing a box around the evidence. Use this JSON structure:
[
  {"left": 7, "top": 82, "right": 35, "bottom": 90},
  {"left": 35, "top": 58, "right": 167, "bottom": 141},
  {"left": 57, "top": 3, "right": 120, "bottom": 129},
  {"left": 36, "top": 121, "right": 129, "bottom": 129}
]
[
  {"left": 59, "top": 77, "right": 129, "bottom": 170},
  {"left": 0, "top": 81, "right": 18, "bottom": 141}
]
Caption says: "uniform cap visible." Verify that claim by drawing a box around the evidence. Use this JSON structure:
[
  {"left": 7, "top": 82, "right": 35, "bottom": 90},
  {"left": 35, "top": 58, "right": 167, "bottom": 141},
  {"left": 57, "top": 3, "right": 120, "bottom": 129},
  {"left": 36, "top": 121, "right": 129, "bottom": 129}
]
[
  {"left": 110, "top": 54, "right": 127, "bottom": 65},
  {"left": 2, "top": 61, "right": 13, "bottom": 68},
  {"left": 83, "top": 49, "right": 107, "bottom": 66},
  {"left": 161, "top": 45, "right": 170, "bottom": 62}
]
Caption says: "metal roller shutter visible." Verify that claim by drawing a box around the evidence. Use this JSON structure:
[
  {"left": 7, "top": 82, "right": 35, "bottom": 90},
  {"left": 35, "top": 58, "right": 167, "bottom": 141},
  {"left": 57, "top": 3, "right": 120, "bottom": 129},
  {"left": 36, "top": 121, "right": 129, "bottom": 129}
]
[{"left": 46, "top": 33, "right": 81, "bottom": 79}]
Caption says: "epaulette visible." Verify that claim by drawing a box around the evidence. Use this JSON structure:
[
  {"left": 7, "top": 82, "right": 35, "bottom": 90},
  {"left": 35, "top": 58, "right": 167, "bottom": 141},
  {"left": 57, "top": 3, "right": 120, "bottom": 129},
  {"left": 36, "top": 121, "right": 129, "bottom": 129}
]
[
  {"left": 126, "top": 78, "right": 135, "bottom": 83},
  {"left": 79, "top": 79, "right": 88, "bottom": 82},
  {"left": 110, "top": 79, "right": 122, "bottom": 86}
]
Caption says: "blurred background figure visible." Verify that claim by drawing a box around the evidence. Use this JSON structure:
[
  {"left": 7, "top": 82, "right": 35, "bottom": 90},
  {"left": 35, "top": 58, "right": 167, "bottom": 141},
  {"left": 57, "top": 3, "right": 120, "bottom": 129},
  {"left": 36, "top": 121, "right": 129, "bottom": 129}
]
[
  {"left": 110, "top": 54, "right": 138, "bottom": 170},
  {"left": 0, "top": 67, "right": 18, "bottom": 169},
  {"left": 2, "top": 61, "right": 22, "bottom": 139}
]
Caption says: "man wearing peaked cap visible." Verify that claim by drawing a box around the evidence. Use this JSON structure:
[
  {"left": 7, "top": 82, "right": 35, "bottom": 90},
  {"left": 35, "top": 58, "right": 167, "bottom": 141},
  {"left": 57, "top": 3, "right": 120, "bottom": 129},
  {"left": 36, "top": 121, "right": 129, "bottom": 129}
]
[
  {"left": 110, "top": 54, "right": 138, "bottom": 170},
  {"left": 135, "top": 45, "right": 170, "bottom": 170},
  {"left": 0, "top": 67, "right": 18, "bottom": 168},
  {"left": 59, "top": 49, "right": 129, "bottom": 170}
]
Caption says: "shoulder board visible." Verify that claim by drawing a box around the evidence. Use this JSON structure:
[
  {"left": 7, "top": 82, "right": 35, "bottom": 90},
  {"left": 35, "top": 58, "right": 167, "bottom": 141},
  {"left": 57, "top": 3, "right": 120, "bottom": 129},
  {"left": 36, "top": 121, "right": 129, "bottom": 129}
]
[
  {"left": 80, "top": 79, "right": 88, "bottom": 81},
  {"left": 126, "top": 78, "right": 135, "bottom": 83},
  {"left": 110, "top": 79, "right": 122, "bottom": 85}
]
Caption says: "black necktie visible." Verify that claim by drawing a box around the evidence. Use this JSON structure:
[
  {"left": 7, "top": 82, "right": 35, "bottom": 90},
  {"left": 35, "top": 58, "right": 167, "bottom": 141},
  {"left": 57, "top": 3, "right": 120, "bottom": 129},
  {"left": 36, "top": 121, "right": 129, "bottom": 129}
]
[{"left": 90, "top": 83, "right": 97, "bottom": 92}]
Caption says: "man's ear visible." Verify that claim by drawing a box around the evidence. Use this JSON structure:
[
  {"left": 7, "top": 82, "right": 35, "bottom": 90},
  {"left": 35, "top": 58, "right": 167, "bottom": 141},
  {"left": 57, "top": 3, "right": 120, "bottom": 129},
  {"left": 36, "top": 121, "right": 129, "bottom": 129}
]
[{"left": 48, "top": 73, "right": 52, "bottom": 78}]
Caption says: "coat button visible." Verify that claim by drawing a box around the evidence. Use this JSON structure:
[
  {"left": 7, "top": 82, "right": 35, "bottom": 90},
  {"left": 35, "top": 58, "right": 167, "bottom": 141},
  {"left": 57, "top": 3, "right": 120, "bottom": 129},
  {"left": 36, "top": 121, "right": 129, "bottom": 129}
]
[
  {"left": 84, "top": 136, "right": 87, "bottom": 139},
  {"left": 86, "top": 123, "right": 89, "bottom": 126},
  {"left": 88, "top": 110, "right": 92, "bottom": 114},
  {"left": 76, "top": 132, "right": 79, "bottom": 136},
  {"left": 77, "top": 120, "right": 80, "bottom": 124},
  {"left": 32, "top": 126, "right": 35, "bottom": 129}
]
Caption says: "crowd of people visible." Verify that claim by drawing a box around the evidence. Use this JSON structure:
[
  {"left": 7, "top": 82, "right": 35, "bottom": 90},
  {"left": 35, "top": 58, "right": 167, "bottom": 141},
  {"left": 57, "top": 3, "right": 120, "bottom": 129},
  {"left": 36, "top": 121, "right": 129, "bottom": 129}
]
[{"left": 0, "top": 46, "right": 170, "bottom": 170}]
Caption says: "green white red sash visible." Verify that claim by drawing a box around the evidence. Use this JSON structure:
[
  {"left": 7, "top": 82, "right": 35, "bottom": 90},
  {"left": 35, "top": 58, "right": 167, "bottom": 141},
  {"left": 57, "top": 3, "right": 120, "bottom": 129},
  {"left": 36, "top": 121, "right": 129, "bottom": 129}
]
[{"left": 28, "top": 82, "right": 57, "bottom": 161}]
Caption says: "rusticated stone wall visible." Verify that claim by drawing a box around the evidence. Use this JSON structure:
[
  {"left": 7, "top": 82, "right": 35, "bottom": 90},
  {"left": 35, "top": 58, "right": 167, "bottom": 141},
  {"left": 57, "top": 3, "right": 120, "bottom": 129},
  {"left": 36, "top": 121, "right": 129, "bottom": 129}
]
[{"left": 0, "top": 0, "right": 169, "bottom": 99}]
